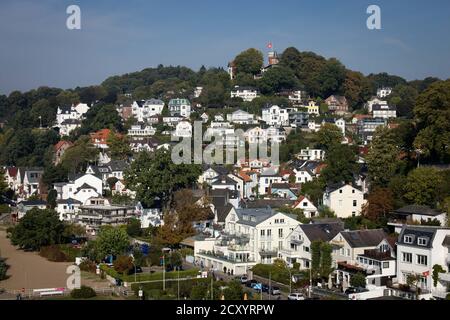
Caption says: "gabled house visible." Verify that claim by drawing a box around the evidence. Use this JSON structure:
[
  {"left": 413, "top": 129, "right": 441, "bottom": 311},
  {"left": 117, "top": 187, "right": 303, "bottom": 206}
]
[
  {"left": 293, "top": 196, "right": 318, "bottom": 218},
  {"left": 21, "top": 168, "right": 44, "bottom": 199},
  {"left": 269, "top": 183, "right": 298, "bottom": 200},
  {"left": 306, "top": 100, "right": 320, "bottom": 116},
  {"left": 325, "top": 95, "right": 349, "bottom": 115},
  {"left": 389, "top": 205, "right": 448, "bottom": 231},
  {"left": 169, "top": 98, "right": 191, "bottom": 118},
  {"left": 280, "top": 222, "right": 344, "bottom": 268},
  {"left": 323, "top": 183, "right": 366, "bottom": 218},
  {"left": 258, "top": 168, "right": 284, "bottom": 195},
  {"left": 211, "top": 175, "right": 238, "bottom": 192},
  {"left": 131, "top": 99, "right": 165, "bottom": 122},
  {"left": 261, "top": 105, "right": 289, "bottom": 127},
  {"left": 394, "top": 225, "right": 450, "bottom": 299}
]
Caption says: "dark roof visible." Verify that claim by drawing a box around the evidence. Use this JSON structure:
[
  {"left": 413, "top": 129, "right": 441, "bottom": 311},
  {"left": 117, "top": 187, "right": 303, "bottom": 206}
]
[
  {"left": 326, "top": 182, "right": 362, "bottom": 193},
  {"left": 442, "top": 235, "right": 450, "bottom": 247},
  {"left": 56, "top": 198, "right": 82, "bottom": 205},
  {"left": 394, "top": 205, "right": 444, "bottom": 217},
  {"left": 109, "top": 160, "right": 129, "bottom": 172},
  {"left": 397, "top": 225, "right": 439, "bottom": 248},
  {"left": 301, "top": 223, "right": 344, "bottom": 242},
  {"left": 216, "top": 204, "right": 234, "bottom": 223},
  {"left": 241, "top": 199, "right": 295, "bottom": 209},
  {"left": 340, "top": 229, "right": 387, "bottom": 248},
  {"left": 20, "top": 200, "right": 47, "bottom": 206},
  {"left": 271, "top": 183, "right": 292, "bottom": 189},
  {"left": 211, "top": 175, "right": 237, "bottom": 186},
  {"left": 75, "top": 183, "right": 97, "bottom": 192},
  {"left": 61, "top": 119, "right": 81, "bottom": 125}
]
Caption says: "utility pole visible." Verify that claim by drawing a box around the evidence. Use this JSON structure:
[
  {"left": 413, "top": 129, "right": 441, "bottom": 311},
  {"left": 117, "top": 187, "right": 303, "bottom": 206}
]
[
  {"left": 309, "top": 266, "right": 312, "bottom": 298},
  {"left": 211, "top": 271, "right": 214, "bottom": 300},
  {"left": 177, "top": 267, "right": 180, "bottom": 300},
  {"left": 269, "top": 272, "right": 271, "bottom": 301},
  {"left": 162, "top": 253, "right": 166, "bottom": 291}
]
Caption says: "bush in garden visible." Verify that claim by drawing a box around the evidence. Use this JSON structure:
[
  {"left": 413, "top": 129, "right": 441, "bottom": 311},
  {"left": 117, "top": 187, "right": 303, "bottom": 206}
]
[{"left": 70, "top": 286, "right": 96, "bottom": 299}]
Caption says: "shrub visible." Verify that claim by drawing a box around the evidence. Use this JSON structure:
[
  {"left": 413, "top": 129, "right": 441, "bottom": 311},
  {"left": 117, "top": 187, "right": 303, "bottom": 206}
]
[
  {"left": 39, "top": 245, "right": 68, "bottom": 262},
  {"left": 79, "top": 260, "right": 97, "bottom": 273},
  {"left": 0, "top": 204, "right": 11, "bottom": 214},
  {"left": 70, "top": 286, "right": 96, "bottom": 299},
  {"left": 113, "top": 255, "right": 133, "bottom": 275},
  {"left": 0, "top": 259, "right": 8, "bottom": 281}
]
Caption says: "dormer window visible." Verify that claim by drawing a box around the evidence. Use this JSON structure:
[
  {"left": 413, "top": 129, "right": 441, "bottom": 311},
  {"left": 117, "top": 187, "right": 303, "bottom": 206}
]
[
  {"left": 418, "top": 237, "right": 428, "bottom": 246},
  {"left": 404, "top": 235, "right": 414, "bottom": 244}
]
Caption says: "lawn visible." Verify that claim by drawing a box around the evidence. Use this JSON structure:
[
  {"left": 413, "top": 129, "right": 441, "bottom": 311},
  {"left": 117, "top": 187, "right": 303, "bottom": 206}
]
[{"left": 99, "top": 265, "right": 200, "bottom": 283}]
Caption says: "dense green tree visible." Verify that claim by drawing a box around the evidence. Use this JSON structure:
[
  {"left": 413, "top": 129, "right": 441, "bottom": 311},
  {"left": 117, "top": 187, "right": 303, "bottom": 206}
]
[
  {"left": 107, "top": 132, "right": 132, "bottom": 160},
  {"left": 60, "top": 136, "right": 99, "bottom": 174},
  {"left": 125, "top": 149, "right": 201, "bottom": 208},
  {"left": 315, "top": 58, "right": 346, "bottom": 98},
  {"left": 233, "top": 48, "right": 264, "bottom": 75},
  {"left": 367, "top": 72, "right": 407, "bottom": 93},
  {"left": 321, "top": 144, "right": 358, "bottom": 185},
  {"left": 315, "top": 123, "right": 343, "bottom": 150},
  {"left": 47, "top": 189, "right": 58, "bottom": 209},
  {"left": 413, "top": 80, "right": 450, "bottom": 162},
  {"left": 404, "top": 167, "right": 444, "bottom": 206},
  {"left": 366, "top": 127, "right": 401, "bottom": 188},
  {"left": 96, "top": 226, "right": 130, "bottom": 258},
  {"left": 78, "top": 103, "right": 123, "bottom": 135},
  {"left": 9, "top": 208, "right": 65, "bottom": 251},
  {"left": 126, "top": 218, "right": 142, "bottom": 238},
  {"left": 350, "top": 273, "right": 367, "bottom": 288},
  {"left": 258, "top": 66, "right": 299, "bottom": 95},
  {"left": 387, "top": 84, "right": 418, "bottom": 118},
  {"left": 343, "top": 70, "right": 372, "bottom": 110},
  {"left": 223, "top": 280, "right": 244, "bottom": 300}
]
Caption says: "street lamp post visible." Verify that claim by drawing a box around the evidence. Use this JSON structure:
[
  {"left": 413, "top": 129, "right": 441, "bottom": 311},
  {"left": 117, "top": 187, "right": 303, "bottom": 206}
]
[{"left": 288, "top": 269, "right": 292, "bottom": 294}]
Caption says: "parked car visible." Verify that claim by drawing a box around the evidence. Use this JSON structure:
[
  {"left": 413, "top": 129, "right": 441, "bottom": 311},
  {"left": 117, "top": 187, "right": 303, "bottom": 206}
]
[
  {"left": 261, "top": 284, "right": 269, "bottom": 293},
  {"left": 239, "top": 276, "right": 248, "bottom": 284},
  {"left": 246, "top": 280, "right": 258, "bottom": 288},
  {"left": 288, "top": 293, "right": 305, "bottom": 300},
  {"left": 270, "top": 287, "right": 281, "bottom": 295},
  {"left": 345, "top": 287, "right": 367, "bottom": 294},
  {"left": 251, "top": 282, "right": 262, "bottom": 290}
]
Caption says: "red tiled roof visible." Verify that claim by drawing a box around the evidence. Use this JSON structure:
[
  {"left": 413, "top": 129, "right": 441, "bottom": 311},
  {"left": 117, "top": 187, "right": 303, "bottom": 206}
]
[
  {"left": 54, "top": 140, "right": 73, "bottom": 151},
  {"left": 7, "top": 167, "right": 18, "bottom": 177}
]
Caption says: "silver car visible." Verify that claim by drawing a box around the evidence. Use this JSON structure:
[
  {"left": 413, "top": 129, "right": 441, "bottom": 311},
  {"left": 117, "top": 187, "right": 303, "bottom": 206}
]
[{"left": 288, "top": 293, "right": 305, "bottom": 300}]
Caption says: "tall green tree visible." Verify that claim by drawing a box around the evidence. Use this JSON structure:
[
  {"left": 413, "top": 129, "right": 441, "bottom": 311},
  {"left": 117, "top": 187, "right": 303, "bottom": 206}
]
[
  {"left": 96, "top": 226, "right": 130, "bottom": 258},
  {"left": 124, "top": 149, "right": 201, "bottom": 208},
  {"left": 404, "top": 167, "right": 444, "bottom": 206},
  {"left": 233, "top": 48, "right": 264, "bottom": 75},
  {"left": 321, "top": 144, "right": 358, "bottom": 185},
  {"left": 413, "top": 79, "right": 450, "bottom": 162},
  {"left": 366, "top": 127, "right": 401, "bottom": 188},
  {"left": 9, "top": 208, "right": 65, "bottom": 251}
]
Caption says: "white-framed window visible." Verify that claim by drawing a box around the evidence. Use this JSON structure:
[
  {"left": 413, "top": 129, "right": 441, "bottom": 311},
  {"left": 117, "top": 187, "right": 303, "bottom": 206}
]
[
  {"left": 382, "top": 262, "right": 389, "bottom": 269},
  {"left": 404, "top": 235, "right": 413, "bottom": 244},
  {"left": 417, "top": 254, "right": 428, "bottom": 266},
  {"left": 402, "top": 252, "right": 412, "bottom": 263},
  {"left": 418, "top": 237, "right": 428, "bottom": 246}
]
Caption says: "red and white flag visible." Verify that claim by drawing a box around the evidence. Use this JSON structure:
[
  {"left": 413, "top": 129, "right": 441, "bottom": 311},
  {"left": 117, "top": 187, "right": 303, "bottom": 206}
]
[
  {"left": 422, "top": 271, "right": 430, "bottom": 277},
  {"left": 267, "top": 42, "right": 273, "bottom": 49}
]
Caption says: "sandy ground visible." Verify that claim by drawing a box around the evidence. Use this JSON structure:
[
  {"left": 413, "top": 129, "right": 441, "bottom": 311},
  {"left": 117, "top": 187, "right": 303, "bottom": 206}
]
[{"left": 0, "top": 230, "right": 109, "bottom": 291}]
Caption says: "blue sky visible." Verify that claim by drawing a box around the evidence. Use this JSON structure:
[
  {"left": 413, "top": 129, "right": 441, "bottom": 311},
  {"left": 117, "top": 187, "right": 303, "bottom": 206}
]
[{"left": 1, "top": 0, "right": 449, "bottom": 94}]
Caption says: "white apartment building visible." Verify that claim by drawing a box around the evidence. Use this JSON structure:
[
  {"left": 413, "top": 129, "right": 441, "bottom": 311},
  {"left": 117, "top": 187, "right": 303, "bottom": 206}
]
[
  {"left": 395, "top": 226, "right": 450, "bottom": 299},
  {"left": 226, "top": 109, "right": 257, "bottom": 124},
  {"left": 230, "top": 86, "right": 259, "bottom": 102},
  {"left": 53, "top": 173, "right": 103, "bottom": 205},
  {"left": 323, "top": 183, "right": 366, "bottom": 218},
  {"left": 127, "top": 124, "right": 156, "bottom": 136},
  {"left": 366, "top": 98, "right": 388, "bottom": 113},
  {"left": 131, "top": 99, "right": 165, "bottom": 122},
  {"left": 297, "top": 148, "right": 325, "bottom": 161},
  {"left": 261, "top": 105, "right": 289, "bottom": 127},
  {"left": 194, "top": 208, "right": 301, "bottom": 275},
  {"left": 372, "top": 104, "right": 397, "bottom": 119}
]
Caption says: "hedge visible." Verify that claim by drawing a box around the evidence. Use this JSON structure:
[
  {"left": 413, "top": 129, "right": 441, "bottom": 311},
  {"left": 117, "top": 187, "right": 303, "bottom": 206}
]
[
  {"left": 70, "top": 286, "right": 97, "bottom": 299},
  {"left": 99, "top": 265, "right": 200, "bottom": 282}
]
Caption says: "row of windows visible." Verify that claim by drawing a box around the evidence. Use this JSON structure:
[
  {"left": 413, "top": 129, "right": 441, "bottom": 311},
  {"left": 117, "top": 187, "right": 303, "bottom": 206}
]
[{"left": 402, "top": 252, "right": 428, "bottom": 266}]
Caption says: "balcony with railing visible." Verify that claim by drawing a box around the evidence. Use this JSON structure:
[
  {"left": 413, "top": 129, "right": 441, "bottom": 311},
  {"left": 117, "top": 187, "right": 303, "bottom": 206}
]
[
  {"left": 259, "top": 248, "right": 278, "bottom": 256},
  {"left": 196, "top": 249, "right": 256, "bottom": 264}
]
